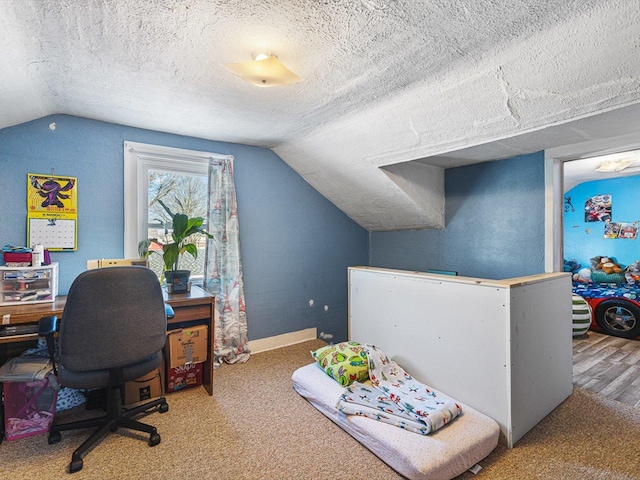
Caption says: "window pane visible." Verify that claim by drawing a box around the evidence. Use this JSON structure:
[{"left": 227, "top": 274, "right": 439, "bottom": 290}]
[{"left": 146, "top": 169, "right": 208, "bottom": 281}]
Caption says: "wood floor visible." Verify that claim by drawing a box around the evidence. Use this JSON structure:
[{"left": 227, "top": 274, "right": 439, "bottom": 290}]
[{"left": 573, "top": 331, "right": 640, "bottom": 407}]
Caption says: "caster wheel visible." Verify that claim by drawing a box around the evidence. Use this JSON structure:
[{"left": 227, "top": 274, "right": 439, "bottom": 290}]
[
  {"left": 48, "top": 431, "right": 61, "bottom": 445},
  {"left": 159, "top": 403, "right": 169, "bottom": 414},
  {"left": 69, "top": 458, "right": 83, "bottom": 473},
  {"left": 149, "top": 433, "right": 161, "bottom": 447}
]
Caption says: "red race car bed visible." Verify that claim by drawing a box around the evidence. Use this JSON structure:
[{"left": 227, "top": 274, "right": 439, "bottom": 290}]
[{"left": 572, "top": 282, "right": 640, "bottom": 340}]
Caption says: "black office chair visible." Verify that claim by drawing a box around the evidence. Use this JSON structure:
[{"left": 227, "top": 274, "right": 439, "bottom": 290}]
[{"left": 39, "top": 267, "right": 170, "bottom": 473}]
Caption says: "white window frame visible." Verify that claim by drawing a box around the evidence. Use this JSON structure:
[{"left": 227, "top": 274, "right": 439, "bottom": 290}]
[{"left": 123, "top": 141, "right": 228, "bottom": 259}]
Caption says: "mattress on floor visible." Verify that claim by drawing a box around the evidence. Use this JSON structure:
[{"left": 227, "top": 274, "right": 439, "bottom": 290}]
[{"left": 292, "top": 363, "right": 500, "bottom": 480}]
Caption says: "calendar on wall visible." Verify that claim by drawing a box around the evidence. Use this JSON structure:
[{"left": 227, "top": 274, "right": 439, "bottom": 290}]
[
  {"left": 27, "top": 173, "right": 78, "bottom": 251},
  {"left": 28, "top": 218, "right": 77, "bottom": 250}
]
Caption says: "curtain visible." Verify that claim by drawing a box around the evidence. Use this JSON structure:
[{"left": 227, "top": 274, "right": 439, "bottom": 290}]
[{"left": 203, "top": 157, "right": 250, "bottom": 367}]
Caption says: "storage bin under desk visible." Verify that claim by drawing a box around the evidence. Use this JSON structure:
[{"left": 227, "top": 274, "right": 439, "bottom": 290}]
[{"left": 164, "top": 286, "right": 215, "bottom": 396}]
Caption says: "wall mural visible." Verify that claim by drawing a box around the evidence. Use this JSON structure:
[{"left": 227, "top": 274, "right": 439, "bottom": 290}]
[{"left": 564, "top": 196, "right": 575, "bottom": 212}]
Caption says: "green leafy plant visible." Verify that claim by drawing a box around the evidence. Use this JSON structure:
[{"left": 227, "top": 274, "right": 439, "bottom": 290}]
[{"left": 138, "top": 199, "right": 213, "bottom": 272}]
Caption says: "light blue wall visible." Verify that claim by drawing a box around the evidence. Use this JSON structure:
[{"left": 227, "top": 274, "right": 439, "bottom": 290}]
[
  {"left": 564, "top": 175, "right": 640, "bottom": 269},
  {"left": 370, "top": 152, "right": 546, "bottom": 279},
  {"left": 0, "top": 115, "right": 368, "bottom": 342}
]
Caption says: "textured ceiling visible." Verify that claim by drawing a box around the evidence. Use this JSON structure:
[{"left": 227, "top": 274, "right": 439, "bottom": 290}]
[{"left": 2, "top": 1, "right": 640, "bottom": 230}]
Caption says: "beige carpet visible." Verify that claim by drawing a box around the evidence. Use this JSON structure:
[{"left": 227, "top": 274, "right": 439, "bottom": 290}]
[{"left": 2, "top": 339, "right": 640, "bottom": 479}]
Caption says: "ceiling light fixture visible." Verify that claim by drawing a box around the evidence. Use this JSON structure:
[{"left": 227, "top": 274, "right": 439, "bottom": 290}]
[
  {"left": 222, "top": 53, "right": 301, "bottom": 88},
  {"left": 595, "top": 158, "right": 635, "bottom": 173}
]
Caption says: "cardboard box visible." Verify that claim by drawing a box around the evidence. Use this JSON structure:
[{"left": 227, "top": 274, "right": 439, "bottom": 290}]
[
  {"left": 86, "top": 258, "right": 148, "bottom": 269},
  {"left": 123, "top": 366, "right": 163, "bottom": 406},
  {"left": 165, "top": 325, "right": 208, "bottom": 367},
  {"left": 166, "top": 362, "right": 203, "bottom": 393}
]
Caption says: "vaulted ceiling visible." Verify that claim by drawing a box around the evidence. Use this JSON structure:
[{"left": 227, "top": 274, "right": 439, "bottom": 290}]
[{"left": 2, "top": 1, "right": 640, "bottom": 230}]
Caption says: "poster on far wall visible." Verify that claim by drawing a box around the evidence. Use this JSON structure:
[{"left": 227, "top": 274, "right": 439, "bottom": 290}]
[
  {"left": 618, "top": 222, "right": 639, "bottom": 240},
  {"left": 603, "top": 221, "right": 638, "bottom": 240},
  {"left": 585, "top": 194, "right": 612, "bottom": 222},
  {"left": 603, "top": 220, "right": 619, "bottom": 239}
]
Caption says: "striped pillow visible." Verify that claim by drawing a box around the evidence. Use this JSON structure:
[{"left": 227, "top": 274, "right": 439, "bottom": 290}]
[{"left": 572, "top": 294, "right": 592, "bottom": 336}]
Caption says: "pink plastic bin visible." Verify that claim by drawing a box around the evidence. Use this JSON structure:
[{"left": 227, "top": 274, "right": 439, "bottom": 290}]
[
  {"left": 2, "top": 252, "right": 32, "bottom": 264},
  {"left": 3, "top": 376, "right": 57, "bottom": 441}
]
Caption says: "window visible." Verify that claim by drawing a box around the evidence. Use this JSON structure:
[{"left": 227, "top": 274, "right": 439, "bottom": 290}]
[{"left": 124, "top": 142, "right": 226, "bottom": 281}]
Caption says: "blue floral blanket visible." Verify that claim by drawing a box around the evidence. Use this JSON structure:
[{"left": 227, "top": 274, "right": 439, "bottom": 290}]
[
  {"left": 336, "top": 344, "right": 462, "bottom": 435},
  {"left": 572, "top": 282, "right": 640, "bottom": 301}
]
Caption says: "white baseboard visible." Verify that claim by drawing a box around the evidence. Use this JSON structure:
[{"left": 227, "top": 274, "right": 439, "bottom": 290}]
[{"left": 248, "top": 327, "right": 318, "bottom": 354}]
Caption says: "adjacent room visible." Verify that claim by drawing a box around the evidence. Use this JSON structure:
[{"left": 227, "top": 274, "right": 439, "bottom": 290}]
[
  {"left": 1, "top": 1, "right": 640, "bottom": 478},
  {"left": 563, "top": 157, "right": 640, "bottom": 406}
]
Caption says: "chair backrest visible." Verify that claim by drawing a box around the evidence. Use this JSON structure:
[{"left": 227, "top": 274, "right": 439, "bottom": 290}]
[{"left": 59, "top": 266, "right": 166, "bottom": 372}]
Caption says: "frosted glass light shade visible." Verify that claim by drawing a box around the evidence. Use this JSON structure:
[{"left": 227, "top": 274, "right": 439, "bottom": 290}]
[
  {"left": 595, "top": 159, "right": 634, "bottom": 172},
  {"left": 222, "top": 56, "right": 301, "bottom": 87}
]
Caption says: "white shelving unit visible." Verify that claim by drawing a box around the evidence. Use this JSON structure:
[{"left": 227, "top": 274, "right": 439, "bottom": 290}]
[{"left": 0, "top": 263, "right": 59, "bottom": 306}]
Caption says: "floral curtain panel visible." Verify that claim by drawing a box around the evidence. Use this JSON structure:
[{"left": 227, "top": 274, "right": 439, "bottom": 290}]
[{"left": 203, "top": 157, "right": 250, "bottom": 367}]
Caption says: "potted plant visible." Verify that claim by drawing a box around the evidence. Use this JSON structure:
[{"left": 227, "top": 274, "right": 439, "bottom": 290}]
[{"left": 138, "top": 199, "right": 213, "bottom": 293}]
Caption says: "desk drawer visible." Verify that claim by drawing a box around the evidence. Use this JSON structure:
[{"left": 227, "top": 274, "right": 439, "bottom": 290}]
[{"left": 168, "top": 304, "right": 211, "bottom": 323}]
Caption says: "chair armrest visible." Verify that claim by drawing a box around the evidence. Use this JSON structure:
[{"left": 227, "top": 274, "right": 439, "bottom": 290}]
[
  {"left": 38, "top": 315, "right": 58, "bottom": 337},
  {"left": 38, "top": 315, "right": 58, "bottom": 376}
]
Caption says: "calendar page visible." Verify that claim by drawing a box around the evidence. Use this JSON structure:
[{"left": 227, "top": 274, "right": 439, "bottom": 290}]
[{"left": 28, "top": 218, "right": 77, "bottom": 251}]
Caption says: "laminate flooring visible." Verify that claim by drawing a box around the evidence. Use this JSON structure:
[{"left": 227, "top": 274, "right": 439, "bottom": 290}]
[{"left": 573, "top": 331, "right": 640, "bottom": 407}]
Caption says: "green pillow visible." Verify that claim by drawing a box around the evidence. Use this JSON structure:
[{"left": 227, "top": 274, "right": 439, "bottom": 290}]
[
  {"left": 590, "top": 271, "right": 626, "bottom": 284},
  {"left": 311, "top": 342, "right": 368, "bottom": 386}
]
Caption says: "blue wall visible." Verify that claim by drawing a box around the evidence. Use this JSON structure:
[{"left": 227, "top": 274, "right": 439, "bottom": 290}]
[
  {"left": 370, "top": 152, "right": 546, "bottom": 279},
  {"left": 0, "top": 115, "right": 368, "bottom": 341},
  {"left": 564, "top": 175, "right": 640, "bottom": 269}
]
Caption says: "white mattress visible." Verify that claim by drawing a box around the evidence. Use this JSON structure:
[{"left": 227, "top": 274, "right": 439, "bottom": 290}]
[{"left": 292, "top": 363, "right": 500, "bottom": 480}]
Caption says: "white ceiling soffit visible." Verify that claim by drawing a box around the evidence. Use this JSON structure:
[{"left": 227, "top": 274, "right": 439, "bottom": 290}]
[{"left": 1, "top": 1, "right": 640, "bottom": 231}]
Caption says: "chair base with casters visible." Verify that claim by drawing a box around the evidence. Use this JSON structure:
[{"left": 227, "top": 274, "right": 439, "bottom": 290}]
[
  {"left": 39, "top": 308, "right": 171, "bottom": 474},
  {"left": 47, "top": 369, "right": 169, "bottom": 473}
]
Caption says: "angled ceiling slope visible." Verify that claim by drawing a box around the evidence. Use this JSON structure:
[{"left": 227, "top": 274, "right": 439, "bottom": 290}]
[
  {"left": 1, "top": 1, "right": 640, "bottom": 231},
  {"left": 276, "top": 1, "right": 640, "bottom": 231}
]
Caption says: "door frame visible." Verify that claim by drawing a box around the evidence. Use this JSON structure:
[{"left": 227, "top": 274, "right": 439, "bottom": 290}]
[{"left": 545, "top": 132, "right": 640, "bottom": 273}]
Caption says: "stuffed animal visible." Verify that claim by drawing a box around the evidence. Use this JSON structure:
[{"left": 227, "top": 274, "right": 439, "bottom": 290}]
[
  {"left": 573, "top": 268, "right": 592, "bottom": 283},
  {"left": 564, "top": 259, "right": 581, "bottom": 273},
  {"left": 624, "top": 260, "right": 640, "bottom": 285},
  {"left": 592, "top": 256, "right": 623, "bottom": 274}
]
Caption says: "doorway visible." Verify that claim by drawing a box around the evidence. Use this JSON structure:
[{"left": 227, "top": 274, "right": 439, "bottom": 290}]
[{"left": 547, "top": 142, "right": 640, "bottom": 407}]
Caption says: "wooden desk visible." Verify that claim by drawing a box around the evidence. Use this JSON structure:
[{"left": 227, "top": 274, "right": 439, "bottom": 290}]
[{"left": 0, "top": 286, "right": 214, "bottom": 396}]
